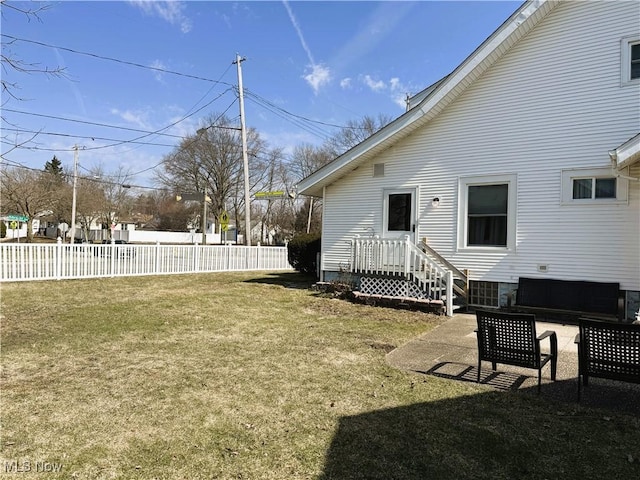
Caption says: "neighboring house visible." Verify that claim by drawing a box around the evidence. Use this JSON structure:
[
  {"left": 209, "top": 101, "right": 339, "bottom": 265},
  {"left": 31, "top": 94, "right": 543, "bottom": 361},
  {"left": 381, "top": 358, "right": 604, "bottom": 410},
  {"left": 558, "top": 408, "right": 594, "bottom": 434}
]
[{"left": 297, "top": 0, "right": 640, "bottom": 319}]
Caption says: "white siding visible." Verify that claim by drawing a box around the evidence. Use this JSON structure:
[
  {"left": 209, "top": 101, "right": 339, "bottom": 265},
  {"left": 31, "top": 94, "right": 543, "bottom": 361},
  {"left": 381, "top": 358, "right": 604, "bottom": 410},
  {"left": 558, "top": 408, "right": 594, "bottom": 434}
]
[{"left": 322, "top": 1, "right": 640, "bottom": 291}]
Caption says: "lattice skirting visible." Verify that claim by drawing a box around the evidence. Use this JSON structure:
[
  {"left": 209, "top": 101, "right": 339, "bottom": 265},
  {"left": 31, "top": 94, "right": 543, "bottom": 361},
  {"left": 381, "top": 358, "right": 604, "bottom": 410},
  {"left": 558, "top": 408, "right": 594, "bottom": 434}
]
[{"left": 359, "top": 276, "right": 429, "bottom": 299}]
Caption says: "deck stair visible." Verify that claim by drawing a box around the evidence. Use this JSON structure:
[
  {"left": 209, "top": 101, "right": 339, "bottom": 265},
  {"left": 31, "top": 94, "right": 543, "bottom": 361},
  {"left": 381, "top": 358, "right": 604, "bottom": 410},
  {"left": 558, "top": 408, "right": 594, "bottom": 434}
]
[
  {"left": 418, "top": 239, "right": 469, "bottom": 309},
  {"left": 349, "top": 235, "right": 458, "bottom": 316}
]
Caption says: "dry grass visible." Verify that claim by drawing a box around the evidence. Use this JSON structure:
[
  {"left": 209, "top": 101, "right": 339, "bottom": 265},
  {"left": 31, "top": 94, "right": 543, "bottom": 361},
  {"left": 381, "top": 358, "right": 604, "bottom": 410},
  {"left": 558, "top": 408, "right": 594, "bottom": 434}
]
[{"left": 1, "top": 272, "right": 639, "bottom": 479}]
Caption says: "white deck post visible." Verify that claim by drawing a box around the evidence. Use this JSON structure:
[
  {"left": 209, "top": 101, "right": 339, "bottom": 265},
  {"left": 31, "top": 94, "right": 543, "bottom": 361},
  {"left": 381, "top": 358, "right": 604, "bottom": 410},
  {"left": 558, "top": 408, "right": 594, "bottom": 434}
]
[{"left": 446, "top": 270, "right": 454, "bottom": 316}]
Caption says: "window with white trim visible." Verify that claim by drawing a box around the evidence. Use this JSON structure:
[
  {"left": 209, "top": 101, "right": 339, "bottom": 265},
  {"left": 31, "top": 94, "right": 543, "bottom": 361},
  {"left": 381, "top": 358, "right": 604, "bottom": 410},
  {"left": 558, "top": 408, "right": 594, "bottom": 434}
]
[
  {"left": 458, "top": 174, "right": 517, "bottom": 250},
  {"left": 621, "top": 36, "right": 640, "bottom": 84},
  {"left": 561, "top": 168, "right": 628, "bottom": 204}
]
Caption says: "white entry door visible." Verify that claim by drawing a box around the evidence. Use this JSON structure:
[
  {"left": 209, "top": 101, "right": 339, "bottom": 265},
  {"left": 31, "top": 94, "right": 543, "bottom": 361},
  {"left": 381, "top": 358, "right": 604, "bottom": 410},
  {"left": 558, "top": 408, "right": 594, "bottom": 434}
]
[{"left": 383, "top": 188, "right": 417, "bottom": 241}]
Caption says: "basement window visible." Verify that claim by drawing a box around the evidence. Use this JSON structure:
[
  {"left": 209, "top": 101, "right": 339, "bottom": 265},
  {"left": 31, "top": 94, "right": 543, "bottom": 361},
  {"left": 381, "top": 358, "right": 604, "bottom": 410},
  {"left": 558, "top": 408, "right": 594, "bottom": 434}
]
[{"left": 469, "top": 281, "right": 499, "bottom": 307}]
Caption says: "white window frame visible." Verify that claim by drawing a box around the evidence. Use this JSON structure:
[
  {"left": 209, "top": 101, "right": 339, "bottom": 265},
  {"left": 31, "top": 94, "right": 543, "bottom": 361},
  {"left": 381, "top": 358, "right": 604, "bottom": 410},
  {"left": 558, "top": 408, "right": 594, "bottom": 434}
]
[
  {"left": 561, "top": 167, "right": 629, "bottom": 205},
  {"left": 457, "top": 174, "right": 517, "bottom": 252},
  {"left": 621, "top": 36, "right": 640, "bottom": 85}
]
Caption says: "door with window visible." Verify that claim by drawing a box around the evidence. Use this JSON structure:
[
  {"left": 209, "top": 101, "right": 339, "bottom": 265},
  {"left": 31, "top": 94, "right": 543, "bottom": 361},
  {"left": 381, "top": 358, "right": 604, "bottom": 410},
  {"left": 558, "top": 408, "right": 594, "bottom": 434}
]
[{"left": 383, "top": 189, "right": 416, "bottom": 242}]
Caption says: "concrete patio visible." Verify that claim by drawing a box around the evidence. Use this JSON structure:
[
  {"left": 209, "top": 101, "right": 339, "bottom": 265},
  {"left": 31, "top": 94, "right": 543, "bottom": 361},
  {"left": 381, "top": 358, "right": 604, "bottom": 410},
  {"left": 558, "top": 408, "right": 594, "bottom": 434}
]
[{"left": 387, "top": 313, "right": 640, "bottom": 415}]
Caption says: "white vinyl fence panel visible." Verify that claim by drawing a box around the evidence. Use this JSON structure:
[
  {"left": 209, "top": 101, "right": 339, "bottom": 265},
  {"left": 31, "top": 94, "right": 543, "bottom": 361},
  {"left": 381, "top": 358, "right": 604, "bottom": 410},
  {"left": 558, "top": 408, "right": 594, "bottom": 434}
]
[{"left": 0, "top": 240, "right": 292, "bottom": 282}]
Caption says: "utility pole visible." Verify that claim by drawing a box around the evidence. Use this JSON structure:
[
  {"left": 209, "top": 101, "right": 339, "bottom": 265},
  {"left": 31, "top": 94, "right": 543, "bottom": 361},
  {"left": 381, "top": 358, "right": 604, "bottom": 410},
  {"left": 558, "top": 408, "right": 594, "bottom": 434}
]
[
  {"left": 70, "top": 145, "right": 79, "bottom": 244},
  {"left": 234, "top": 53, "right": 252, "bottom": 246}
]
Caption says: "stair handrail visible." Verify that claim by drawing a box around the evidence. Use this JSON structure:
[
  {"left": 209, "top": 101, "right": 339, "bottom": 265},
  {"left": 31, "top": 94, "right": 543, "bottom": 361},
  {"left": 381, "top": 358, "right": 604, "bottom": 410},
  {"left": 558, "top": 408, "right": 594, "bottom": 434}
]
[{"left": 418, "top": 238, "right": 467, "bottom": 281}]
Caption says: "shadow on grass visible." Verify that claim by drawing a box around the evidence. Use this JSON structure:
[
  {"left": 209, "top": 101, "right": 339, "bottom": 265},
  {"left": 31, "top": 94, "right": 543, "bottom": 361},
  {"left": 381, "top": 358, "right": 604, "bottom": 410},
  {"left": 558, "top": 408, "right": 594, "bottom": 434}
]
[
  {"left": 243, "top": 271, "right": 316, "bottom": 290},
  {"left": 319, "top": 384, "right": 640, "bottom": 480}
]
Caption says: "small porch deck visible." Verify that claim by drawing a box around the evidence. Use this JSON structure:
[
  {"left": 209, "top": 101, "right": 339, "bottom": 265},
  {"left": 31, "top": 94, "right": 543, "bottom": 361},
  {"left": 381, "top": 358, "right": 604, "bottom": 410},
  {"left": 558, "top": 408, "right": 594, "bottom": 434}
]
[{"left": 348, "top": 236, "right": 460, "bottom": 316}]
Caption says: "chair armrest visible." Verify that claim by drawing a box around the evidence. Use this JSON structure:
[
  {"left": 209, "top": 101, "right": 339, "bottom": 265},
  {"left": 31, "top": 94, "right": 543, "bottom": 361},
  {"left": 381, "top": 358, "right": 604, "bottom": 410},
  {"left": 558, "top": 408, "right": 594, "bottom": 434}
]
[
  {"left": 537, "top": 330, "right": 558, "bottom": 356},
  {"left": 537, "top": 330, "right": 555, "bottom": 341},
  {"left": 574, "top": 333, "right": 580, "bottom": 345}
]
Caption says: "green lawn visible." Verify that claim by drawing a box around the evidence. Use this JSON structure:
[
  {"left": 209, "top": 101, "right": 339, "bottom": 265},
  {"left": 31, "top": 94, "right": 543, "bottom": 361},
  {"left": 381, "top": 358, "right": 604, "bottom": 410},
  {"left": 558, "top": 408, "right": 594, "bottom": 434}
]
[{"left": 1, "top": 272, "right": 638, "bottom": 479}]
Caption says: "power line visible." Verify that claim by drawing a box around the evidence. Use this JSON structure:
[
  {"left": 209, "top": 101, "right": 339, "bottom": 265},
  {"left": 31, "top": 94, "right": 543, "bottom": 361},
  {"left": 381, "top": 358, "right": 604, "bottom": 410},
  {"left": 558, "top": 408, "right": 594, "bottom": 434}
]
[
  {"left": 2, "top": 127, "right": 176, "bottom": 148},
  {"left": 1, "top": 34, "right": 234, "bottom": 86},
  {"left": 244, "top": 93, "right": 331, "bottom": 141},
  {"left": 3, "top": 88, "right": 236, "bottom": 152},
  {"left": 245, "top": 88, "right": 370, "bottom": 131},
  {"left": 1, "top": 159, "right": 166, "bottom": 192},
  {"left": 3, "top": 108, "right": 186, "bottom": 139}
]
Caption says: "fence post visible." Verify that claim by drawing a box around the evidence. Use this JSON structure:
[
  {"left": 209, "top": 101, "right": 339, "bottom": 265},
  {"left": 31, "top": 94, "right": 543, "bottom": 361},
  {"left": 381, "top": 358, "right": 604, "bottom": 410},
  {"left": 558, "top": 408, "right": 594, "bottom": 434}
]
[
  {"left": 55, "top": 237, "right": 62, "bottom": 281},
  {"left": 256, "top": 242, "right": 261, "bottom": 270},
  {"left": 194, "top": 243, "right": 201, "bottom": 273}
]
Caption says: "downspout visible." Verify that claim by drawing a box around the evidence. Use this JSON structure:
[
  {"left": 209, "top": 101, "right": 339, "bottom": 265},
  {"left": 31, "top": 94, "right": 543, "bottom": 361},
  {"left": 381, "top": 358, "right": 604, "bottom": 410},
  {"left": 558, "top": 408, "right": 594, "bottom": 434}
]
[{"left": 319, "top": 186, "right": 326, "bottom": 282}]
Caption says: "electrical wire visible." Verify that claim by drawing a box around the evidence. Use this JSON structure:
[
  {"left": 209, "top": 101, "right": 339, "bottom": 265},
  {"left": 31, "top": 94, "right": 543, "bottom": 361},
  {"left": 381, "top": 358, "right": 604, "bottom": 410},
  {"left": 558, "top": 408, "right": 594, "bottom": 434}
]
[
  {"left": 2, "top": 127, "right": 176, "bottom": 148},
  {"left": 3, "top": 88, "right": 236, "bottom": 153},
  {"left": 1, "top": 34, "right": 234, "bottom": 86}
]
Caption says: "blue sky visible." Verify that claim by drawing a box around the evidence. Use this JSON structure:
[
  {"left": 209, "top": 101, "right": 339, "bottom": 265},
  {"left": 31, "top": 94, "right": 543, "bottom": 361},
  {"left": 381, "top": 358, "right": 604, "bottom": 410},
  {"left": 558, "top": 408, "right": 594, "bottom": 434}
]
[{"left": 1, "top": 0, "right": 520, "bottom": 187}]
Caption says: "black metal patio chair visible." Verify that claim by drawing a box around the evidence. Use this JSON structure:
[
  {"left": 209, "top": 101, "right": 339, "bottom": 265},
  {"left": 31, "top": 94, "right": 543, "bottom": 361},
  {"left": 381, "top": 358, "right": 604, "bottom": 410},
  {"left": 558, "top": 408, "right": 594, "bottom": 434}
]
[{"left": 475, "top": 310, "right": 558, "bottom": 393}]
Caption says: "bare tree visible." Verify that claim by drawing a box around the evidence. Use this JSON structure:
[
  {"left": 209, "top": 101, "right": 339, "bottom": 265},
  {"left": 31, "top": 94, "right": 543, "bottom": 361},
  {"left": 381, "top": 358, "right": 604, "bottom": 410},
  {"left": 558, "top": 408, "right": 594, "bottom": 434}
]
[
  {"left": 1, "top": 1, "right": 67, "bottom": 158},
  {"left": 156, "top": 113, "right": 267, "bottom": 239},
  {"left": 0, "top": 165, "right": 60, "bottom": 242},
  {"left": 286, "top": 114, "right": 392, "bottom": 235},
  {"left": 323, "top": 114, "right": 392, "bottom": 157},
  {"left": 89, "top": 166, "right": 134, "bottom": 238},
  {"left": 74, "top": 178, "right": 106, "bottom": 241}
]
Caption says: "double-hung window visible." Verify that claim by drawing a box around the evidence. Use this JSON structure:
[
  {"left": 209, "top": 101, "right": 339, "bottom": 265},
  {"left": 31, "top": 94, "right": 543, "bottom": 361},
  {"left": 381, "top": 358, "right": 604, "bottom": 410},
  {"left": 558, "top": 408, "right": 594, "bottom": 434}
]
[{"left": 458, "top": 174, "right": 517, "bottom": 250}]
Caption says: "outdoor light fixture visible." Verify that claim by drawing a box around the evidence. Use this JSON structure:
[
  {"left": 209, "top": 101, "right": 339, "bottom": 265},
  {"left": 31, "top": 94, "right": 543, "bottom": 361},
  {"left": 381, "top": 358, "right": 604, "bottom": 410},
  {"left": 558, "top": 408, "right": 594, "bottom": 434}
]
[{"left": 432, "top": 197, "right": 440, "bottom": 207}]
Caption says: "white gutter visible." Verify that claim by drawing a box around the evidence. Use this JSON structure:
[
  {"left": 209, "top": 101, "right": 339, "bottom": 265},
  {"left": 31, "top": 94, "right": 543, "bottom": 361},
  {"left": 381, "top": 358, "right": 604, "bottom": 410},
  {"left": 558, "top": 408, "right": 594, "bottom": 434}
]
[{"left": 609, "top": 133, "right": 640, "bottom": 181}]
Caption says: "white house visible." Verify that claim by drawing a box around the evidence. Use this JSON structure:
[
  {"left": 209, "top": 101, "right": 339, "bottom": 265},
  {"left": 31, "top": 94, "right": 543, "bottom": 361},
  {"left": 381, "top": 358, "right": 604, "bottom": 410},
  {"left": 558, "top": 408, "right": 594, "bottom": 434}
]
[{"left": 297, "top": 0, "right": 640, "bottom": 319}]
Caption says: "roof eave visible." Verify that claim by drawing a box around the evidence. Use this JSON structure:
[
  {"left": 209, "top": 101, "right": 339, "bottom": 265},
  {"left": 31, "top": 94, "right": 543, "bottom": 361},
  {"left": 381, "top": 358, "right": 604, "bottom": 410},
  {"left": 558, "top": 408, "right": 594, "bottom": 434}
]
[
  {"left": 610, "top": 133, "right": 640, "bottom": 170},
  {"left": 296, "top": 0, "right": 558, "bottom": 198}
]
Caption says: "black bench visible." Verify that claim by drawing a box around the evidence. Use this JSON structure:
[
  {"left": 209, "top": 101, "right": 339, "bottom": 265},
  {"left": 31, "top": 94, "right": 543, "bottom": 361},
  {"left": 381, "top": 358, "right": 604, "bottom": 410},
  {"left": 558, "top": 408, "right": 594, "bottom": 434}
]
[
  {"left": 508, "top": 277, "right": 623, "bottom": 322},
  {"left": 575, "top": 318, "right": 640, "bottom": 401}
]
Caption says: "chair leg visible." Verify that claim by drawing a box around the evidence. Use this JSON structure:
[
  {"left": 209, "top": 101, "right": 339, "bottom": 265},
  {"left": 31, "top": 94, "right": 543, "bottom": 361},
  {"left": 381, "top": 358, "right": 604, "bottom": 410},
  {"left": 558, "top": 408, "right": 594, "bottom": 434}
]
[
  {"left": 551, "top": 354, "right": 557, "bottom": 381},
  {"left": 537, "top": 369, "right": 542, "bottom": 394},
  {"left": 577, "top": 374, "right": 581, "bottom": 402},
  {"left": 477, "top": 359, "right": 481, "bottom": 383}
]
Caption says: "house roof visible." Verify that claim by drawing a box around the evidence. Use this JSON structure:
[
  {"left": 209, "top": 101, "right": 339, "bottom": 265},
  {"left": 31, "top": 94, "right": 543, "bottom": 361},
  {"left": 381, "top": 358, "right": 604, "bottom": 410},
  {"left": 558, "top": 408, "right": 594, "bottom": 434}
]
[
  {"left": 610, "top": 133, "right": 640, "bottom": 170},
  {"left": 297, "top": 0, "right": 559, "bottom": 198}
]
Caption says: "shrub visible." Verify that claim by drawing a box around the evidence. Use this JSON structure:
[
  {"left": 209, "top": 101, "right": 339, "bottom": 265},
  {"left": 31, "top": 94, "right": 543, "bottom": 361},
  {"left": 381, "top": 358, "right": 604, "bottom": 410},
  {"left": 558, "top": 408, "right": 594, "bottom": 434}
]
[
  {"left": 0, "top": 221, "right": 6, "bottom": 239},
  {"left": 287, "top": 233, "right": 321, "bottom": 275}
]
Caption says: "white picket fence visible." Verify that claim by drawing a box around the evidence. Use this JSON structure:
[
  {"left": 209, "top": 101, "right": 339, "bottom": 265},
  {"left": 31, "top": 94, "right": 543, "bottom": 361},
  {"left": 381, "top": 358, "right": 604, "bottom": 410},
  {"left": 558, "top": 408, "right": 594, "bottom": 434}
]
[{"left": 0, "top": 239, "right": 292, "bottom": 282}]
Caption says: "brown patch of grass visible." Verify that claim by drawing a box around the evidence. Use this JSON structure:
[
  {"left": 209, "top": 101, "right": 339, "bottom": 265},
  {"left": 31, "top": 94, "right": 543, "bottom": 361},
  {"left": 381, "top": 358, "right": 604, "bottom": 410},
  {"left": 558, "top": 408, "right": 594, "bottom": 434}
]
[{"left": 1, "top": 272, "right": 639, "bottom": 479}]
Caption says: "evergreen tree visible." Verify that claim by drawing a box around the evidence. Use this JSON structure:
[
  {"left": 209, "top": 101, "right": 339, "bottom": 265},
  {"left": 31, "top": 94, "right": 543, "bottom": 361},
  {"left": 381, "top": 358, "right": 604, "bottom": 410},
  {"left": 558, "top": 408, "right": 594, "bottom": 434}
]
[{"left": 44, "top": 156, "right": 64, "bottom": 177}]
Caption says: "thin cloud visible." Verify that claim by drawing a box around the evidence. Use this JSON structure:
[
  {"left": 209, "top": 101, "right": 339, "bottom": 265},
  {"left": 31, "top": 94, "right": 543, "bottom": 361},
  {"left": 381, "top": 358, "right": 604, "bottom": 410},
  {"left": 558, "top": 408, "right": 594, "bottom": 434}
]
[
  {"left": 304, "top": 64, "right": 332, "bottom": 95},
  {"left": 282, "top": 0, "right": 332, "bottom": 94},
  {"left": 110, "top": 108, "right": 152, "bottom": 130},
  {"left": 128, "top": 1, "right": 192, "bottom": 33},
  {"left": 150, "top": 59, "right": 167, "bottom": 83},
  {"left": 340, "top": 78, "right": 352, "bottom": 89},
  {"left": 363, "top": 74, "right": 386, "bottom": 92},
  {"left": 359, "top": 75, "right": 413, "bottom": 110}
]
